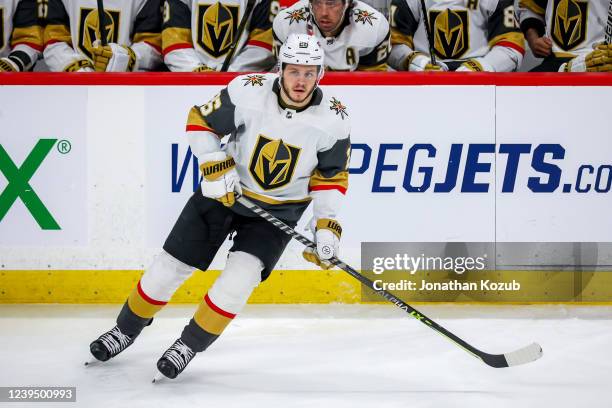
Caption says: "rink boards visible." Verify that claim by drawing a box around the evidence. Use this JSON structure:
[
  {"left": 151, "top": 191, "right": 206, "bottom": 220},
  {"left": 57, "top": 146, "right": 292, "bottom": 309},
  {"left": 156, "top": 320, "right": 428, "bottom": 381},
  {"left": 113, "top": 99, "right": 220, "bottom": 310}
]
[{"left": 0, "top": 73, "right": 611, "bottom": 303}]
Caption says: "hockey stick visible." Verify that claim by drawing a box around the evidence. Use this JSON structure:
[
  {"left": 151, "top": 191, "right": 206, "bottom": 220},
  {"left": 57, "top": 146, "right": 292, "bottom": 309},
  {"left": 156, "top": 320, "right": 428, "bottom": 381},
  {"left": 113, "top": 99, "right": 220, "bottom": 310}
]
[
  {"left": 221, "top": 0, "right": 257, "bottom": 72},
  {"left": 96, "top": 0, "right": 108, "bottom": 46},
  {"left": 237, "top": 195, "right": 543, "bottom": 368},
  {"left": 606, "top": 0, "right": 612, "bottom": 44},
  {"left": 418, "top": 0, "right": 437, "bottom": 66}
]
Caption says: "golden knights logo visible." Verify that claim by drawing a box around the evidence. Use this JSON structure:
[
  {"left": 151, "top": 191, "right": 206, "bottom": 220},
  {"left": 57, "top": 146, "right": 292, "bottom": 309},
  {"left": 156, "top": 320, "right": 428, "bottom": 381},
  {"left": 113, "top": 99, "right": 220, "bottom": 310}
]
[
  {"left": 551, "top": 0, "right": 588, "bottom": 51},
  {"left": 78, "top": 8, "right": 120, "bottom": 60},
  {"left": 242, "top": 74, "right": 266, "bottom": 86},
  {"left": 284, "top": 7, "right": 307, "bottom": 25},
  {"left": 249, "top": 135, "right": 302, "bottom": 190},
  {"left": 330, "top": 97, "right": 348, "bottom": 119},
  {"left": 197, "top": 2, "right": 240, "bottom": 58},
  {"left": 353, "top": 9, "right": 377, "bottom": 25},
  {"left": 429, "top": 9, "right": 469, "bottom": 60}
]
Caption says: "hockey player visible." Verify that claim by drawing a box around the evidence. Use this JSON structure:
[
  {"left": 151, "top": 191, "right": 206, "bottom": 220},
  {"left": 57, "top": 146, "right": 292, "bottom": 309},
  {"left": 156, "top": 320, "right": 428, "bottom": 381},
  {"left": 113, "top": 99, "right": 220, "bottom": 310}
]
[
  {"left": 87, "top": 33, "right": 351, "bottom": 381},
  {"left": 273, "top": 0, "right": 390, "bottom": 71},
  {"left": 0, "top": 0, "right": 43, "bottom": 72},
  {"left": 43, "top": 0, "right": 163, "bottom": 72},
  {"left": 516, "top": 0, "right": 611, "bottom": 72},
  {"left": 389, "top": 0, "right": 525, "bottom": 71},
  {"left": 162, "top": 0, "right": 275, "bottom": 71}
]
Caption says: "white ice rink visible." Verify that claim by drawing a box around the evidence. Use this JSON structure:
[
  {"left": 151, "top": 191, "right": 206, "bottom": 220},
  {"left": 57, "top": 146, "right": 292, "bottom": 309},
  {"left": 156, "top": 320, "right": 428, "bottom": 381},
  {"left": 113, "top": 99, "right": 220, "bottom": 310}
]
[{"left": 0, "top": 304, "right": 610, "bottom": 408}]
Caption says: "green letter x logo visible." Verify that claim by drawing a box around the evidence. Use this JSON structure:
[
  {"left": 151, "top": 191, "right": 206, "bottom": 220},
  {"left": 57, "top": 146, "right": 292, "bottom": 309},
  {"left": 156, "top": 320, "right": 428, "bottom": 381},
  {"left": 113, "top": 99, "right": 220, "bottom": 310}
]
[{"left": 0, "top": 139, "right": 61, "bottom": 230}]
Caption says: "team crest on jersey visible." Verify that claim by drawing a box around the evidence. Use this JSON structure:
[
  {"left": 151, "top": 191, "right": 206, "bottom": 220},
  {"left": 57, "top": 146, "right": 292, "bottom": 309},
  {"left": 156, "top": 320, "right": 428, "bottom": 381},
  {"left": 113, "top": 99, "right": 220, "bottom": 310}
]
[
  {"left": 429, "top": 9, "right": 469, "bottom": 60},
  {"left": 329, "top": 97, "right": 348, "bottom": 119},
  {"left": 284, "top": 7, "right": 308, "bottom": 25},
  {"left": 353, "top": 9, "right": 376, "bottom": 25},
  {"left": 249, "top": 135, "right": 302, "bottom": 190},
  {"left": 551, "top": 0, "right": 588, "bottom": 51},
  {"left": 242, "top": 74, "right": 266, "bottom": 86},
  {"left": 78, "top": 8, "right": 120, "bottom": 60},
  {"left": 196, "top": 3, "right": 240, "bottom": 58}
]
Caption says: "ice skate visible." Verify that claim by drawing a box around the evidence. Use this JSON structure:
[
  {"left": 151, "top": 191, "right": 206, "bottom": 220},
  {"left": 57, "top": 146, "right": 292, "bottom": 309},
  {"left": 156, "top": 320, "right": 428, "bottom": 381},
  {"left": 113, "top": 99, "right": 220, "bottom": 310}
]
[
  {"left": 153, "top": 339, "right": 196, "bottom": 381},
  {"left": 86, "top": 326, "right": 139, "bottom": 364}
]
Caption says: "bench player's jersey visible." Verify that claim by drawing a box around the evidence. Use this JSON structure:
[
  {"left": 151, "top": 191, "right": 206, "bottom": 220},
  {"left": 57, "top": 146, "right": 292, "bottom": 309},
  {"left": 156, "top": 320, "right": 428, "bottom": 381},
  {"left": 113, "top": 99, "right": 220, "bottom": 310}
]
[
  {"left": 516, "top": 0, "right": 608, "bottom": 58},
  {"left": 390, "top": 0, "right": 524, "bottom": 70},
  {"left": 273, "top": 0, "right": 390, "bottom": 71},
  {"left": 44, "top": 0, "right": 162, "bottom": 71},
  {"left": 0, "top": 0, "right": 43, "bottom": 69},
  {"left": 162, "top": 0, "right": 275, "bottom": 71},
  {"left": 187, "top": 73, "right": 351, "bottom": 221}
]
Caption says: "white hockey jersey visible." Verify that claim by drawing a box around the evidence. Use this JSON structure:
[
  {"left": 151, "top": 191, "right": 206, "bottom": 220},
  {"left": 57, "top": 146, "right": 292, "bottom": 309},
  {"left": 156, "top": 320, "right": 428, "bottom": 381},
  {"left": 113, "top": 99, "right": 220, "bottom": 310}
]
[
  {"left": 273, "top": 0, "right": 390, "bottom": 71},
  {"left": 0, "top": 0, "right": 42, "bottom": 70},
  {"left": 162, "top": 0, "right": 275, "bottom": 71},
  {"left": 43, "top": 0, "right": 162, "bottom": 71},
  {"left": 516, "top": 0, "right": 608, "bottom": 57},
  {"left": 186, "top": 73, "right": 351, "bottom": 222},
  {"left": 389, "top": 0, "right": 525, "bottom": 71}
]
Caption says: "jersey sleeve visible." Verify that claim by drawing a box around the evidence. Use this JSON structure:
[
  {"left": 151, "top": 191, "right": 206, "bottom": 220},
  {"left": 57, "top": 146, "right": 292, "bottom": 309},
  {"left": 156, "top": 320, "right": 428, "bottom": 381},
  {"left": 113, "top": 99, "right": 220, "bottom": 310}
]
[
  {"left": 131, "top": 0, "right": 163, "bottom": 71},
  {"left": 228, "top": 0, "right": 275, "bottom": 71},
  {"left": 7, "top": 0, "right": 43, "bottom": 71},
  {"left": 187, "top": 88, "right": 238, "bottom": 135},
  {"left": 357, "top": 18, "right": 390, "bottom": 71},
  {"left": 479, "top": 0, "right": 524, "bottom": 71},
  {"left": 43, "top": 0, "right": 94, "bottom": 71},
  {"left": 309, "top": 116, "right": 351, "bottom": 221},
  {"left": 162, "top": 0, "right": 204, "bottom": 71},
  {"left": 516, "top": 0, "right": 547, "bottom": 36},
  {"left": 388, "top": 0, "right": 419, "bottom": 70},
  {"left": 309, "top": 136, "right": 351, "bottom": 194}
]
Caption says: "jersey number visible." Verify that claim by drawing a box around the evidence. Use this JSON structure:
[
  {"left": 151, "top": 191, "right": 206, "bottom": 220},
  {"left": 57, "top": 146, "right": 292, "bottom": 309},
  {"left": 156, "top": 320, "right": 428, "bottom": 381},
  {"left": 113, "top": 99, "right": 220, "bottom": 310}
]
[
  {"left": 200, "top": 93, "right": 222, "bottom": 116},
  {"left": 504, "top": 6, "right": 519, "bottom": 28},
  {"left": 37, "top": 0, "right": 49, "bottom": 19},
  {"left": 346, "top": 48, "right": 356, "bottom": 66},
  {"left": 163, "top": 1, "right": 170, "bottom": 23}
]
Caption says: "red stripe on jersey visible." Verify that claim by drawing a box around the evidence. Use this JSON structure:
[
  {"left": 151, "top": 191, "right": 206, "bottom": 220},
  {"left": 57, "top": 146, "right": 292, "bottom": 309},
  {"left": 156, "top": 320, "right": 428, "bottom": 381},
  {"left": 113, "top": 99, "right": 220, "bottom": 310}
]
[
  {"left": 185, "top": 124, "right": 217, "bottom": 133},
  {"left": 13, "top": 42, "right": 43, "bottom": 52},
  {"left": 246, "top": 40, "right": 273, "bottom": 51},
  {"left": 137, "top": 281, "right": 168, "bottom": 306},
  {"left": 204, "top": 294, "right": 236, "bottom": 318},
  {"left": 162, "top": 43, "right": 194, "bottom": 56},
  {"left": 495, "top": 41, "right": 525, "bottom": 55},
  {"left": 310, "top": 185, "right": 347, "bottom": 194},
  {"left": 145, "top": 41, "right": 162, "bottom": 54}
]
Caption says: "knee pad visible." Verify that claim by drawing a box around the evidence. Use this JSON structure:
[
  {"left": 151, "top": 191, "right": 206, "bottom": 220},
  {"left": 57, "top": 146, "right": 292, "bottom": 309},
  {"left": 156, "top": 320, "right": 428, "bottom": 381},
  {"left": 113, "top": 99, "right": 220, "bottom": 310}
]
[
  {"left": 139, "top": 250, "right": 194, "bottom": 302},
  {"left": 207, "top": 251, "right": 264, "bottom": 315}
]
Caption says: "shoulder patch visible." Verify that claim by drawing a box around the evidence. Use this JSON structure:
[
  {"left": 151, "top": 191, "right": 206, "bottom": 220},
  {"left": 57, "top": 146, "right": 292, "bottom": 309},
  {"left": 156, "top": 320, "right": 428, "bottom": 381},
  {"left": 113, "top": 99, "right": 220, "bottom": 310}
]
[
  {"left": 329, "top": 97, "right": 348, "bottom": 120},
  {"left": 353, "top": 8, "right": 377, "bottom": 25},
  {"left": 242, "top": 74, "right": 266, "bottom": 86},
  {"left": 284, "top": 7, "right": 309, "bottom": 25}
]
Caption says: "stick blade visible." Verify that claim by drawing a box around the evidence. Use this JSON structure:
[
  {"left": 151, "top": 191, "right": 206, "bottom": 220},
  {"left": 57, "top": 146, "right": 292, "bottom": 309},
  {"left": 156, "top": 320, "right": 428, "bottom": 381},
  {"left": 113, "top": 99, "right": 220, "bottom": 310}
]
[{"left": 503, "top": 342, "right": 543, "bottom": 367}]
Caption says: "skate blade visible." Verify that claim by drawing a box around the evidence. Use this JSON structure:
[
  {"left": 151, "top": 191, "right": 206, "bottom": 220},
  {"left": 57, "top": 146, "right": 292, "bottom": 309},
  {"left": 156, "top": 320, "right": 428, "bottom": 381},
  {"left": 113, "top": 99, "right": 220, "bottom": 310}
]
[
  {"left": 152, "top": 371, "right": 166, "bottom": 383},
  {"left": 84, "top": 358, "right": 101, "bottom": 367}
]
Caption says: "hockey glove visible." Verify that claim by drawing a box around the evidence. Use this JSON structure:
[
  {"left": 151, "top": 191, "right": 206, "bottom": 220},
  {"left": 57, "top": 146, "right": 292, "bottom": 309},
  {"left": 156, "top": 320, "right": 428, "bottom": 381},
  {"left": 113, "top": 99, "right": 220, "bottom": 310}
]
[
  {"left": 560, "top": 44, "right": 612, "bottom": 72},
  {"left": 199, "top": 152, "right": 241, "bottom": 207},
  {"left": 92, "top": 43, "right": 137, "bottom": 72},
  {"left": 404, "top": 52, "right": 448, "bottom": 71},
  {"left": 0, "top": 57, "right": 18, "bottom": 72},
  {"left": 456, "top": 58, "right": 494, "bottom": 72},
  {"left": 303, "top": 218, "right": 342, "bottom": 270}
]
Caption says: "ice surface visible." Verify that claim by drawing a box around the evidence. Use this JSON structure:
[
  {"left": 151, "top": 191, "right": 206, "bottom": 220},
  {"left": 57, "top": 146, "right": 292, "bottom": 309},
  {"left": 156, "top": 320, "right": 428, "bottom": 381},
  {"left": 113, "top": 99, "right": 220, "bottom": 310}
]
[{"left": 0, "top": 304, "right": 610, "bottom": 408}]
